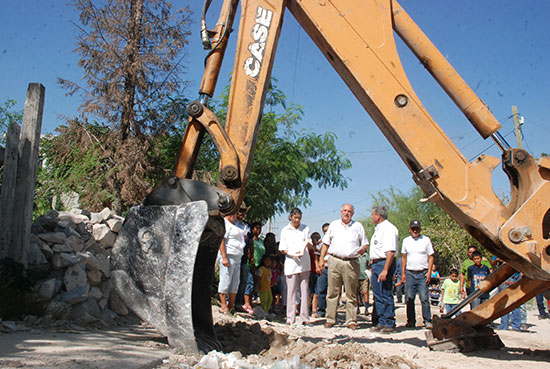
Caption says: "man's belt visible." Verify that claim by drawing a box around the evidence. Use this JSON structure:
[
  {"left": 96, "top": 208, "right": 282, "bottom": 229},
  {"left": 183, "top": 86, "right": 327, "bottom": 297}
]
[
  {"left": 371, "top": 258, "right": 386, "bottom": 263},
  {"left": 407, "top": 269, "right": 428, "bottom": 274},
  {"left": 329, "top": 254, "right": 358, "bottom": 261}
]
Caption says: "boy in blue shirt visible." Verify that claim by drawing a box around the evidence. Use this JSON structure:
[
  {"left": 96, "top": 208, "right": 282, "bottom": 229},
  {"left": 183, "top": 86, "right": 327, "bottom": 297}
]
[{"left": 467, "top": 251, "right": 491, "bottom": 308}]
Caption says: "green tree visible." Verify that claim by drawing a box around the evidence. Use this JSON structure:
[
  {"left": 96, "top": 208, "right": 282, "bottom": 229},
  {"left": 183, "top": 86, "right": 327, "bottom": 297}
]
[
  {"left": 208, "top": 81, "right": 351, "bottom": 222},
  {"left": 0, "top": 99, "right": 23, "bottom": 146}
]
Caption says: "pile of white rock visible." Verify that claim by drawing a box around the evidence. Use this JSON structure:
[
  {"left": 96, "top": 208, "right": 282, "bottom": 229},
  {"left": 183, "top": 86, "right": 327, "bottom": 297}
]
[{"left": 21, "top": 207, "right": 129, "bottom": 328}]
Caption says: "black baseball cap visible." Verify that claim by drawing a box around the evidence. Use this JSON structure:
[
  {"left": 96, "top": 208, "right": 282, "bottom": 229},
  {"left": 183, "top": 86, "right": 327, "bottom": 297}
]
[{"left": 409, "top": 220, "right": 421, "bottom": 229}]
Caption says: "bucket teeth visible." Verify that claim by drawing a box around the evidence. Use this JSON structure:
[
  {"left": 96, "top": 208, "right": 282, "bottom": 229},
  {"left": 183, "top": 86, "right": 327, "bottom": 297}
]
[{"left": 112, "top": 200, "right": 224, "bottom": 353}]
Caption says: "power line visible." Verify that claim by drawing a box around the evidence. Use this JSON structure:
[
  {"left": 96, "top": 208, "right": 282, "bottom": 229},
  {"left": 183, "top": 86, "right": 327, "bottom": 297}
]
[{"left": 468, "top": 129, "right": 515, "bottom": 161}]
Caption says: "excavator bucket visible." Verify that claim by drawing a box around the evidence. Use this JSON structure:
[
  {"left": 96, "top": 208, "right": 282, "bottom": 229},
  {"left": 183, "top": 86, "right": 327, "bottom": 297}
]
[{"left": 111, "top": 178, "right": 233, "bottom": 353}]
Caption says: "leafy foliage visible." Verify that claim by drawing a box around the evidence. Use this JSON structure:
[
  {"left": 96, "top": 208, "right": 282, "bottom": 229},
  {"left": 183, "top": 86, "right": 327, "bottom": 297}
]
[
  {"left": 0, "top": 99, "right": 23, "bottom": 146},
  {"left": 209, "top": 80, "right": 352, "bottom": 222},
  {"left": 36, "top": 95, "right": 190, "bottom": 214}
]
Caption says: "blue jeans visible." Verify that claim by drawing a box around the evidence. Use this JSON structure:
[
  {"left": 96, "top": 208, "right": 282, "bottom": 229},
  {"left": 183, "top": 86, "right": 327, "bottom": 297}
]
[
  {"left": 244, "top": 265, "right": 255, "bottom": 295},
  {"left": 445, "top": 304, "right": 459, "bottom": 315},
  {"left": 470, "top": 296, "right": 488, "bottom": 309},
  {"left": 395, "top": 283, "right": 404, "bottom": 303},
  {"left": 371, "top": 259, "right": 396, "bottom": 328},
  {"left": 536, "top": 293, "right": 549, "bottom": 317},
  {"left": 316, "top": 267, "right": 328, "bottom": 316},
  {"left": 405, "top": 270, "right": 431, "bottom": 325},
  {"left": 499, "top": 307, "right": 521, "bottom": 330}
]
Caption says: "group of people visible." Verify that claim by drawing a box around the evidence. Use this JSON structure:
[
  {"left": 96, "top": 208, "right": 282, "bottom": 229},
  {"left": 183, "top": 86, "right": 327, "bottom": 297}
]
[{"left": 216, "top": 202, "right": 550, "bottom": 333}]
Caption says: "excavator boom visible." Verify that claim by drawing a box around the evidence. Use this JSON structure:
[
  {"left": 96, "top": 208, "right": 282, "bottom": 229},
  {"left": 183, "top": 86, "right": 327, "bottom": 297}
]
[{"left": 112, "top": 0, "right": 550, "bottom": 352}]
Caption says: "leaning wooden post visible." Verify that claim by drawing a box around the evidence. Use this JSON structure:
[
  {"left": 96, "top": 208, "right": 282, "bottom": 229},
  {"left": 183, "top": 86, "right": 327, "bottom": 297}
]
[
  {"left": 0, "top": 122, "right": 22, "bottom": 259},
  {"left": 9, "top": 83, "right": 45, "bottom": 267}
]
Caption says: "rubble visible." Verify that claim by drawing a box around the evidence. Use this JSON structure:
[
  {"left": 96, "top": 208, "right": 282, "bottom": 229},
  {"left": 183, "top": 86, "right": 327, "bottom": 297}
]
[{"left": 1, "top": 207, "right": 130, "bottom": 331}]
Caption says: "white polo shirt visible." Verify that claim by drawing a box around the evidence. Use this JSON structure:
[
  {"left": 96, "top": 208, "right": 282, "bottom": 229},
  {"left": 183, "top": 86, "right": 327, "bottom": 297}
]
[
  {"left": 322, "top": 219, "right": 368, "bottom": 259},
  {"left": 369, "top": 219, "right": 399, "bottom": 260},
  {"left": 401, "top": 234, "right": 434, "bottom": 271},
  {"left": 279, "top": 223, "right": 311, "bottom": 275}
]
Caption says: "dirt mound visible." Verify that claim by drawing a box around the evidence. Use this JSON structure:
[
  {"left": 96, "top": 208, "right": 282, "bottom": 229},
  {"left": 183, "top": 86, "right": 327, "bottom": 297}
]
[{"left": 213, "top": 318, "right": 417, "bottom": 369}]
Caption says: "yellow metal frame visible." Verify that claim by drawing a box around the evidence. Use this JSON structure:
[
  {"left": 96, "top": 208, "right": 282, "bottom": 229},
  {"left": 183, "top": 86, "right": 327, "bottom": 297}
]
[{"left": 178, "top": 0, "right": 550, "bottom": 339}]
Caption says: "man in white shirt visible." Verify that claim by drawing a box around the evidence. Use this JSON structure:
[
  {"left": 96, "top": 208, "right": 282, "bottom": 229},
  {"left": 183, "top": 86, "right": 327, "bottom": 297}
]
[
  {"left": 319, "top": 204, "right": 368, "bottom": 329},
  {"left": 369, "top": 206, "right": 399, "bottom": 333},
  {"left": 400, "top": 220, "right": 434, "bottom": 329}
]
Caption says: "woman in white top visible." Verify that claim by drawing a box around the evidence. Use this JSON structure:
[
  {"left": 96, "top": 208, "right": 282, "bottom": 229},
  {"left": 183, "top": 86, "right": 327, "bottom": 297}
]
[
  {"left": 279, "top": 208, "right": 312, "bottom": 325},
  {"left": 218, "top": 212, "right": 247, "bottom": 314}
]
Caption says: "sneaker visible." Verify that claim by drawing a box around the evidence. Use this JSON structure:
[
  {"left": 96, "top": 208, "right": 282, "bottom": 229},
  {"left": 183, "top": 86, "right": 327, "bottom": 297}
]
[
  {"left": 370, "top": 325, "right": 383, "bottom": 332},
  {"left": 538, "top": 315, "right": 550, "bottom": 320},
  {"left": 425, "top": 321, "right": 433, "bottom": 329},
  {"left": 381, "top": 326, "right": 395, "bottom": 333}
]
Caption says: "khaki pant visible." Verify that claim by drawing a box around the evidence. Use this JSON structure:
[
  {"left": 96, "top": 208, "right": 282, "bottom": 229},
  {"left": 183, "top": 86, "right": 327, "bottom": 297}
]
[{"left": 326, "top": 255, "right": 359, "bottom": 325}]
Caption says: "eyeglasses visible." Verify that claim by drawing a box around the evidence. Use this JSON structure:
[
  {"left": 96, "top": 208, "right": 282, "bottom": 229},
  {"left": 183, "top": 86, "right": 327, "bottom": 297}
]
[{"left": 238, "top": 209, "right": 247, "bottom": 214}]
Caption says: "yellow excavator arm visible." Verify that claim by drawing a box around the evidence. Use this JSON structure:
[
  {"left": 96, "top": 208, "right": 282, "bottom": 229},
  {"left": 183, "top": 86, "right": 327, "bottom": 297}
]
[{"left": 112, "top": 0, "right": 550, "bottom": 352}]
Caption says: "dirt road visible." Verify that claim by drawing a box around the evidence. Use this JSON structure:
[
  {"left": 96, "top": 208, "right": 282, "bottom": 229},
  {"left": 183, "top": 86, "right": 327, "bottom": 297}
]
[{"left": 1, "top": 303, "right": 549, "bottom": 368}]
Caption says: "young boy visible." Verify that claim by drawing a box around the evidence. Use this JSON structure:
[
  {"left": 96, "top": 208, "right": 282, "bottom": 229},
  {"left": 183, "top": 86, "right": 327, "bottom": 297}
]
[
  {"left": 440, "top": 268, "right": 460, "bottom": 316},
  {"left": 467, "top": 251, "right": 491, "bottom": 308}
]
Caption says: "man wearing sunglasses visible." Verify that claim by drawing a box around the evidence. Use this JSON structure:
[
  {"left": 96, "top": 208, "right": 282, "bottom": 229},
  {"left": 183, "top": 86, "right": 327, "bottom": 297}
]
[{"left": 400, "top": 220, "right": 434, "bottom": 329}]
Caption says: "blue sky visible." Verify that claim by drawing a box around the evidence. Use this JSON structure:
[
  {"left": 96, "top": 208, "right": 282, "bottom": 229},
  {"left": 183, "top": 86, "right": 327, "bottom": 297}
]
[{"left": 1, "top": 1, "right": 548, "bottom": 236}]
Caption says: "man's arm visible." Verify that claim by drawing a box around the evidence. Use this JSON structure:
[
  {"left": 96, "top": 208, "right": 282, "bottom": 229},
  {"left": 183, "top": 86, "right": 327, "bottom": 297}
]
[
  {"left": 318, "top": 243, "right": 329, "bottom": 273},
  {"left": 459, "top": 273, "right": 465, "bottom": 297},
  {"left": 378, "top": 250, "right": 395, "bottom": 282},
  {"left": 401, "top": 253, "right": 407, "bottom": 284}
]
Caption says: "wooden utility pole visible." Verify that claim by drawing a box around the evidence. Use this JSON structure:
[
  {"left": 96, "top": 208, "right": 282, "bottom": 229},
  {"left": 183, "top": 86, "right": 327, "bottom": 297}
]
[{"left": 512, "top": 105, "right": 523, "bottom": 149}]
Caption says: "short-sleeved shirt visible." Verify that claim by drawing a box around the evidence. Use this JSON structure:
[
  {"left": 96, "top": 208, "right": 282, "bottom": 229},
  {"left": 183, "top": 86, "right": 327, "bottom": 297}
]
[
  {"left": 401, "top": 235, "right": 434, "bottom": 271},
  {"left": 461, "top": 258, "right": 492, "bottom": 289},
  {"left": 467, "top": 264, "right": 491, "bottom": 298},
  {"left": 369, "top": 220, "right": 399, "bottom": 260},
  {"left": 223, "top": 218, "right": 246, "bottom": 256},
  {"left": 441, "top": 278, "right": 460, "bottom": 304},
  {"left": 279, "top": 223, "right": 311, "bottom": 275},
  {"left": 322, "top": 219, "right": 368, "bottom": 259},
  {"left": 256, "top": 266, "right": 272, "bottom": 292}
]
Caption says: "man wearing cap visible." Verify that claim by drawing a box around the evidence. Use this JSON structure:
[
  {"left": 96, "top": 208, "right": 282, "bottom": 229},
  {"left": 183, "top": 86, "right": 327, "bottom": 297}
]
[
  {"left": 400, "top": 220, "right": 434, "bottom": 329},
  {"left": 319, "top": 204, "right": 368, "bottom": 329},
  {"left": 369, "top": 206, "right": 399, "bottom": 333}
]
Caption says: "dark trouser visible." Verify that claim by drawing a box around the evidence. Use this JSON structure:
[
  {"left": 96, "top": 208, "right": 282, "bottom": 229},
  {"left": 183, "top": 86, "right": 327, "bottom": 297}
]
[
  {"left": 395, "top": 283, "right": 404, "bottom": 303},
  {"left": 536, "top": 293, "right": 549, "bottom": 317},
  {"left": 405, "top": 269, "right": 431, "bottom": 325},
  {"left": 371, "top": 259, "right": 396, "bottom": 328},
  {"left": 316, "top": 267, "right": 328, "bottom": 316}
]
